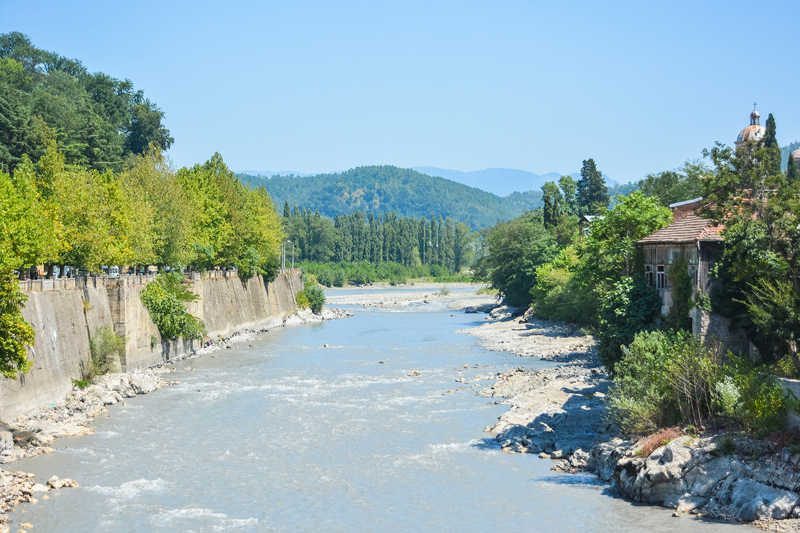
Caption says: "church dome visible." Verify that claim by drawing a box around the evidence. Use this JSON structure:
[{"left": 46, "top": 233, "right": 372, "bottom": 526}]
[{"left": 735, "top": 105, "right": 765, "bottom": 148}]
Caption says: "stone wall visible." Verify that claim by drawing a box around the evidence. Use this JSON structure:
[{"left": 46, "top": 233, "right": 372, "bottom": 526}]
[
  {"left": 690, "top": 307, "right": 751, "bottom": 356},
  {"left": 0, "top": 270, "right": 301, "bottom": 420}
]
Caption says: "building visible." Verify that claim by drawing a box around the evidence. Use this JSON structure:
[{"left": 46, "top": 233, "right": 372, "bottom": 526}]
[
  {"left": 637, "top": 198, "right": 722, "bottom": 315},
  {"left": 734, "top": 105, "right": 765, "bottom": 151}
]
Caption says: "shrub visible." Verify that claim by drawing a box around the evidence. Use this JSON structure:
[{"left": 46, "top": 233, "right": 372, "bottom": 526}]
[
  {"left": 88, "top": 326, "right": 125, "bottom": 377},
  {"left": 0, "top": 269, "right": 34, "bottom": 378},
  {"left": 305, "top": 285, "right": 325, "bottom": 314},
  {"left": 141, "top": 282, "right": 206, "bottom": 340},
  {"left": 439, "top": 286, "right": 451, "bottom": 296},
  {"left": 295, "top": 290, "right": 311, "bottom": 309},
  {"left": 72, "top": 378, "right": 90, "bottom": 390},
  {"left": 721, "top": 355, "right": 794, "bottom": 433},
  {"left": 597, "top": 276, "right": 662, "bottom": 372},
  {"left": 665, "top": 253, "right": 693, "bottom": 332},
  {"left": 717, "top": 436, "right": 736, "bottom": 455},
  {"left": 530, "top": 245, "right": 598, "bottom": 325},
  {"left": 635, "top": 426, "right": 682, "bottom": 457}
]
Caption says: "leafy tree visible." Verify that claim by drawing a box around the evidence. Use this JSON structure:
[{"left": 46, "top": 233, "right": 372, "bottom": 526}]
[
  {"left": 787, "top": 152, "right": 799, "bottom": 183},
  {"left": 558, "top": 175, "right": 577, "bottom": 215},
  {"left": 474, "top": 213, "right": 559, "bottom": 306},
  {"left": 580, "top": 191, "right": 672, "bottom": 283},
  {"left": 541, "top": 181, "right": 562, "bottom": 228},
  {"left": 125, "top": 100, "right": 174, "bottom": 154},
  {"left": 140, "top": 281, "right": 205, "bottom": 340},
  {"left": 576, "top": 159, "right": 609, "bottom": 215},
  {"left": 0, "top": 269, "right": 34, "bottom": 378},
  {"left": 665, "top": 253, "right": 692, "bottom": 332},
  {"left": 762, "top": 113, "right": 781, "bottom": 175},
  {"left": 637, "top": 160, "right": 708, "bottom": 207},
  {"left": 596, "top": 276, "right": 662, "bottom": 372}
]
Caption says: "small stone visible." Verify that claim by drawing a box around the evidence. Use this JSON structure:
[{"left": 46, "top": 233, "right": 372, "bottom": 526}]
[
  {"left": 407, "top": 371, "right": 420, "bottom": 377},
  {"left": 323, "top": 344, "right": 329, "bottom": 348}
]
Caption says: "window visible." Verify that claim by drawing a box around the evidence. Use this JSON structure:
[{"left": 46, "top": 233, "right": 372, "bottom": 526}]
[
  {"left": 656, "top": 265, "right": 666, "bottom": 289},
  {"left": 645, "top": 265, "right": 654, "bottom": 287},
  {"left": 668, "top": 248, "right": 682, "bottom": 264},
  {"left": 687, "top": 247, "right": 698, "bottom": 265}
]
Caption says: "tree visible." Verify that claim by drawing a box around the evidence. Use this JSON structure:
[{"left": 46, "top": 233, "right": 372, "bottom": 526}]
[
  {"left": 0, "top": 269, "right": 34, "bottom": 378},
  {"left": 581, "top": 191, "right": 672, "bottom": 282},
  {"left": 576, "top": 159, "right": 609, "bottom": 215},
  {"left": 541, "top": 181, "right": 562, "bottom": 228},
  {"left": 558, "top": 176, "right": 577, "bottom": 215},
  {"left": 787, "top": 153, "right": 799, "bottom": 183},
  {"left": 474, "top": 213, "right": 559, "bottom": 306},
  {"left": 125, "top": 100, "right": 174, "bottom": 155},
  {"left": 638, "top": 160, "right": 708, "bottom": 207},
  {"left": 665, "top": 253, "right": 692, "bottom": 332},
  {"left": 762, "top": 113, "right": 781, "bottom": 176}
]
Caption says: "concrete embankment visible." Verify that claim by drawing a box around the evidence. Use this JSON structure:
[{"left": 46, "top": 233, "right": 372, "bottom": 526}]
[{"left": 1, "top": 270, "right": 303, "bottom": 420}]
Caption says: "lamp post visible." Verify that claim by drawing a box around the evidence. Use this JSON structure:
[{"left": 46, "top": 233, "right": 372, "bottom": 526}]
[{"left": 289, "top": 241, "right": 294, "bottom": 269}]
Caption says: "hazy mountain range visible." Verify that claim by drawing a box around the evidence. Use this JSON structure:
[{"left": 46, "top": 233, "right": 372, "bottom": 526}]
[{"left": 240, "top": 167, "right": 618, "bottom": 197}]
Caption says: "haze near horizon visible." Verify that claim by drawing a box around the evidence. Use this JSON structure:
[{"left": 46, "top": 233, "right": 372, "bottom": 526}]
[{"left": 3, "top": 0, "right": 798, "bottom": 183}]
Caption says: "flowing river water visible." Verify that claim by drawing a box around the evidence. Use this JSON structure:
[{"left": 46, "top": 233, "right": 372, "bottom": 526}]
[{"left": 13, "top": 289, "right": 742, "bottom": 532}]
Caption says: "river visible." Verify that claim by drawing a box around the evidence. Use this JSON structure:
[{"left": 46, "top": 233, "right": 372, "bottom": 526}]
[{"left": 13, "top": 290, "right": 742, "bottom": 532}]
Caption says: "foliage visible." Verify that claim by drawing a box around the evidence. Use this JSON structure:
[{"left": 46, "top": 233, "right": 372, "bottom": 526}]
[
  {"left": 576, "top": 159, "right": 609, "bottom": 215},
  {"left": 71, "top": 378, "right": 89, "bottom": 390},
  {"left": 637, "top": 160, "right": 709, "bottom": 207},
  {"left": 529, "top": 245, "right": 597, "bottom": 324},
  {"left": 87, "top": 325, "right": 124, "bottom": 377},
  {"left": 721, "top": 354, "right": 796, "bottom": 433},
  {"left": 295, "top": 291, "right": 311, "bottom": 309},
  {"left": 635, "top": 427, "right": 682, "bottom": 457},
  {"left": 304, "top": 285, "right": 325, "bottom": 314},
  {"left": 717, "top": 436, "right": 736, "bottom": 455},
  {"left": 473, "top": 212, "right": 559, "bottom": 306},
  {"left": 0, "top": 32, "right": 172, "bottom": 174},
  {"left": 581, "top": 191, "right": 672, "bottom": 282},
  {"left": 597, "top": 276, "right": 662, "bottom": 372},
  {"left": 157, "top": 271, "right": 199, "bottom": 302},
  {"left": 665, "top": 253, "right": 693, "bottom": 332},
  {"left": 238, "top": 166, "right": 543, "bottom": 230},
  {"left": 0, "top": 269, "right": 34, "bottom": 378},
  {"left": 140, "top": 282, "right": 206, "bottom": 341}
]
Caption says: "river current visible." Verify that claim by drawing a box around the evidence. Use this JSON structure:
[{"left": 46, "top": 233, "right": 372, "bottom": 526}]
[{"left": 14, "top": 289, "right": 741, "bottom": 532}]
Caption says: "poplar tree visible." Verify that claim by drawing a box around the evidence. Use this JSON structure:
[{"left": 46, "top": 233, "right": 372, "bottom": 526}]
[
  {"left": 788, "top": 155, "right": 799, "bottom": 183},
  {"left": 762, "top": 113, "right": 781, "bottom": 175}
]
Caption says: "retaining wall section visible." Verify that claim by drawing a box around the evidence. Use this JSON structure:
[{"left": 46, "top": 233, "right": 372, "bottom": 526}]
[{"left": 1, "top": 270, "right": 301, "bottom": 420}]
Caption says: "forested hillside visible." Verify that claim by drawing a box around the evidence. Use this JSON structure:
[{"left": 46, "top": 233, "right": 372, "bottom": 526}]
[
  {"left": 237, "top": 166, "right": 543, "bottom": 229},
  {"left": 0, "top": 32, "right": 173, "bottom": 173}
]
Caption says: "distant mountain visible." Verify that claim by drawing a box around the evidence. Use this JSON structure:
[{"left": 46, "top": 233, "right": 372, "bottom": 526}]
[
  {"left": 237, "top": 166, "right": 543, "bottom": 230},
  {"left": 412, "top": 167, "right": 562, "bottom": 197},
  {"left": 239, "top": 170, "right": 309, "bottom": 177},
  {"left": 412, "top": 166, "right": 619, "bottom": 197}
]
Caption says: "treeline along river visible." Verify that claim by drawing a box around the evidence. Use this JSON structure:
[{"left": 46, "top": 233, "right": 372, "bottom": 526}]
[{"left": 12, "top": 289, "right": 741, "bottom": 532}]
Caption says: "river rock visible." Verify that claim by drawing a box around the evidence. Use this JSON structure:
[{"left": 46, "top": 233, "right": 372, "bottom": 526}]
[
  {"left": 730, "top": 479, "right": 799, "bottom": 520},
  {"left": 0, "top": 432, "right": 12, "bottom": 452}
]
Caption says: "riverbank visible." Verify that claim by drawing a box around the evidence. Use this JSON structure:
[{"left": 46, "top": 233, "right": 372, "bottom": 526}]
[
  {"left": 325, "top": 282, "right": 497, "bottom": 311},
  {"left": 461, "top": 306, "right": 800, "bottom": 527},
  {"left": 0, "top": 306, "right": 351, "bottom": 533}
]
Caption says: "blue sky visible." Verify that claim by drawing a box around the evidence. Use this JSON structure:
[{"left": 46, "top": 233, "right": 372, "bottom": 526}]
[{"left": 3, "top": 0, "right": 799, "bottom": 183}]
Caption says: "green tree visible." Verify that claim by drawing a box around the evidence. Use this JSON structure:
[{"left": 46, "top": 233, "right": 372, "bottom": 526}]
[
  {"left": 789, "top": 153, "right": 800, "bottom": 183},
  {"left": 558, "top": 175, "right": 577, "bottom": 215},
  {"left": 576, "top": 159, "right": 609, "bottom": 215},
  {"left": 665, "top": 253, "right": 692, "bottom": 332},
  {"left": 0, "top": 269, "right": 34, "bottom": 378},
  {"left": 125, "top": 100, "right": 174, "bottom": 155},
  {"left": 541, "top": 181, "right": 562, "bottom": 228},
  {"left": 474, "top": 213, "right": 559, "bottom": 306},
  {"left": 762, "top": 113, "right": 781, "bottom": 176}
]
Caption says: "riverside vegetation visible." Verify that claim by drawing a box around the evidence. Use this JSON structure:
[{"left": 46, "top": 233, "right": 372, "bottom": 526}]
[{"left": 472, "top": 112, "right": 800, "bottom": 522}]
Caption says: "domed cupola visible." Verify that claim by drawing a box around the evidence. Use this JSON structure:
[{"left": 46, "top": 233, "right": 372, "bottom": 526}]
[{"left": 735, "top": 104, "right": 766, "bottom": 150}]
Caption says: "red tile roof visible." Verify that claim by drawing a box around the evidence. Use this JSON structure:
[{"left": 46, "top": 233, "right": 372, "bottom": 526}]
[{"left": 637, "top": 214, "right": 724, "bottom": 245}]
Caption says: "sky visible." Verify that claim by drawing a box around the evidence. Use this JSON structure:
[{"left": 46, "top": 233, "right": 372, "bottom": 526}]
[{"left": 2, "top": 0, "right": 799, "bottom": 183}]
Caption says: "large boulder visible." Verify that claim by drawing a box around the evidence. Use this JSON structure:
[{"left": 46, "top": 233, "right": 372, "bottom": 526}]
[{"left": 731, "top": 479, "right": 799, "bottom": 521}]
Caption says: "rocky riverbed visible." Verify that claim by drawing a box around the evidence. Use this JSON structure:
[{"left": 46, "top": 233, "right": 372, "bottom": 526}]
[
  {"left": 460, "top": 305, "right": 800, "bottom": 527},
  {"left": 325, "top": 283, "right": 497, "bottom": 311}
]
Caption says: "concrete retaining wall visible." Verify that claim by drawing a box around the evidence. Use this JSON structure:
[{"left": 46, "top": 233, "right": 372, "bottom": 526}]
[
  {"left": 0, "top": 271, "right": 301, "bottom": 420},
  {"left": 690, "top": 307, "right": 751, "bottom": 356}
]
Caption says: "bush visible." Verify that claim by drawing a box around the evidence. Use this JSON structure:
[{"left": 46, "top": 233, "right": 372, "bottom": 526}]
[
  {"left": 721, "top": 354, "right": 795, "bottom": 433},
  {"left": 530, "top": 245, "right": 598, "bottom": 325},
  {"left": 88, "top": 325, "right": 125, "bottom": 377},
  {"left": 305, "top": 285, "right": 325, "bottom": 314},
  {"left": 295, "top": 290, "right": 311, "bottom": 309},
  {"left": 141, "top": 282, "right": 206, "bottom": 340},
  {"left": 635, "top": 426, "right": 682, "bottom": 457},
  {"left": 597, "top": 276, "right": 662, "bottom": 372},
  {"left": 608, "top": 330, "right": 717, "bottom": 433},
  {"left": 665, "top": 253, "right": 692, "bottom": 332},
  {"left": 0, "top": 269, "right": 34, "bottom": 378},
  {"left": 439, "top": 286, "right": 451, "bottom": 296}
]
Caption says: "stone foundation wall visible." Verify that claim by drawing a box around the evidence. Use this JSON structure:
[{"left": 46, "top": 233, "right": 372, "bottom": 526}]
[
  {"left": 690, "top": 307, "right": 751, "bottom": 356},
  {"left": 0, "top": 271, "right": 301, "bottom": 420}
]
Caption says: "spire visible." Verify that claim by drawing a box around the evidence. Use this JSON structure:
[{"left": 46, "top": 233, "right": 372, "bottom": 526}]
[{"left": 750, "top": 102, "right": 760, "bottom": 126}]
